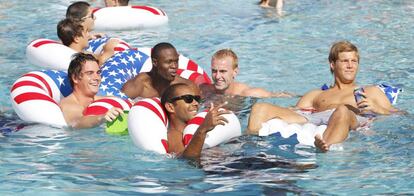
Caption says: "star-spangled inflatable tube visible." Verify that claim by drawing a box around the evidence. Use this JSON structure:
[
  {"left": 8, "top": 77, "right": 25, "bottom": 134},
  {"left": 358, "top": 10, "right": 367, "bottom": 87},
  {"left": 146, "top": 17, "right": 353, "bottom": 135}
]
[
  {"left": 10, "top": 70, "right": 132, "bottom": 128},
  {"left": 92, "top": 6, "right": 168, "bottom": 31},
  {"left": 128, "top": 98, "right": 242, "bottom": 154}
]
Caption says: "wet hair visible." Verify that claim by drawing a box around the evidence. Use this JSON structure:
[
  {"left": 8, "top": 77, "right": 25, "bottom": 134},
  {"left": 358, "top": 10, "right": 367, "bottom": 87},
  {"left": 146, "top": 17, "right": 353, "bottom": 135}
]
[
  {"left": 161, "top": 83, "right": 189, "bottom": 113},
  {"left": 212, "top": 48, "right": 238, "bottom": 69},
  {"left": 66, "top": 1, "right": 90, "bottom": 21},
  {"left": 67, "top": 53, "right": 99, "bottom": 87},
  {"left": 57, "top": 18, "right": 84, "bottom": 46},
  {"left": 328, "top": 40, "right": 360, "bottom": 73},
  {"left": 151, "top": 42, "right": 176, "bottom": 61},
  {"left": 118, "top": 0, "right": 129, "bottom": 6}
]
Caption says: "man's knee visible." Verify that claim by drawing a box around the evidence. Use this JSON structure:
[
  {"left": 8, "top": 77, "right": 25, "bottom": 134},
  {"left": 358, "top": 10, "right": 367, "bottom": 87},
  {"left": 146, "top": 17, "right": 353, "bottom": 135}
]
[{"left": 332, "top": 104, "right": 355, "bottom": 122}]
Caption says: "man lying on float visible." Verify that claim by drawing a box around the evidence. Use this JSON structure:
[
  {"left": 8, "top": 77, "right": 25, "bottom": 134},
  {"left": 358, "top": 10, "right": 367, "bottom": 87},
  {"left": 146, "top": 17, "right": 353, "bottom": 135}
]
[
  {"left": 59, "top": 53, "right": 124, "bottom": 129},
  {"left": 247, "top": 40, "right": 399, "bottom": 152}
]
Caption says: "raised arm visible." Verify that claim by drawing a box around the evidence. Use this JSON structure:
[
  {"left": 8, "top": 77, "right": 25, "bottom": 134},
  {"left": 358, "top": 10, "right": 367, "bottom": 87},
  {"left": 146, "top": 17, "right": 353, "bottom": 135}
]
[
  {"left": 181, "top": 102, "right": 230, "bottom": 161},
  {"left": 97, "top": 38, "right": 120, "bottom": 66}
]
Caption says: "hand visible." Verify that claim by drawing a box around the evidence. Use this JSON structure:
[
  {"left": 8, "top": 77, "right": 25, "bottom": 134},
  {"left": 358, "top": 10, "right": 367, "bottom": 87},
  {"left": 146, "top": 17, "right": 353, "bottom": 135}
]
[
  {"left": 90, "top": 32, "right": 106, "bottom": 39},
  {"left": 200, "top": 102, "right": 231, "bottom": 132},
  {"left": 104, "top": 107, "right": 124, "bottom": 122},
  {"left": 356, "top": 91, "right": 379, "bottom": 114},
  {"left": 103, "top": 38, "right": 121, "bottom": 51}
]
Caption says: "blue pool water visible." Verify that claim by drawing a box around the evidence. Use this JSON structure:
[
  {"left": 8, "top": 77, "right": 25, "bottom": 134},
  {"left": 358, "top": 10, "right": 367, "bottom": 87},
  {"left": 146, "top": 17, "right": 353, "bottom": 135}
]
[{"left": 1, "top": 0, "right": 414, "bottom": 194}]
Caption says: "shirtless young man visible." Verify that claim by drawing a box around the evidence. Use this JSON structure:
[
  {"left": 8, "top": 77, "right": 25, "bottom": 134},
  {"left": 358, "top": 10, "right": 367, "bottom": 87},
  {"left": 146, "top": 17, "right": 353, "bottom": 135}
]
[
  {"left": 161, "top": 83, "right": 230, "bottom": 162},
  {"left": 57, "top": 18, "right": 118, "bottom": 66},
  {"left": 247, "top": 41, "right": 397, "bottom": 152},
  {"left": 121, "top": 42, "right": 193, "bottom": 99},
  {"left": 200, "top": 49, "right": 293, "bottom": 98},
  {"left": 66, "top": 1, "right": 104, "bottom": 39},
  {"left": 59, "top": 53, "right": 123, "bottom": 129}
]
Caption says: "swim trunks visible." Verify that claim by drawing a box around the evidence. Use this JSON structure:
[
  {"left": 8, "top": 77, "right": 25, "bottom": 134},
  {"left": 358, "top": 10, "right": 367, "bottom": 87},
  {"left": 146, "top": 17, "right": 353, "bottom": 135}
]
[{"left": 296, "top": 109, "right": 371, "bottom": 127}]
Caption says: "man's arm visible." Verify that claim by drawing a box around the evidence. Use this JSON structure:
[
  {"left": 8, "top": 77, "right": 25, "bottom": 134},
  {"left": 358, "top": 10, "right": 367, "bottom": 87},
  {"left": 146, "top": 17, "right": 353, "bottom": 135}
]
[
  {"left": 61, "top": 103, "right": 123, "bottom": 129},
  {"left": 97, "top": 38, "right": 120, "bottom": 66},
  {"left": 180, "top": 103, "right": 230, "bottom": 160},
  {"left": 295, "top": 89, "right": 322, "bottom": 109},
  {"left": 359, "top": 86, "right": 398, "bottom": 115},
  {"left": 121, "top": 74, "right": 145, "bottom": 99},
  {"left": 241, "top": 85, "right": 295, "bottom": 98}
]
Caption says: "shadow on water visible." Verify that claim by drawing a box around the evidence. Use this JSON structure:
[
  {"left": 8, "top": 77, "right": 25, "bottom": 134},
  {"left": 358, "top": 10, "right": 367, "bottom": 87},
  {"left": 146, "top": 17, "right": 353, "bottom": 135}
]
[{"left": 0, "top": 112, "right": 31, "bottom": 136}]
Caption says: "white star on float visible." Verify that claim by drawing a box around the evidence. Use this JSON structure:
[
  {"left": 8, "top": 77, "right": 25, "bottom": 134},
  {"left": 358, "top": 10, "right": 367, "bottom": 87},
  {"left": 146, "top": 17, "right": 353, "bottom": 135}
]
[
  {"left": 110, "top": 61, "right": 119, "bottom": 66},
  {"left": 57, "top": 76, "right": 65, "bottom": 85},
  {"left": 100, "top": 84, "right": 108, "bottom": 91},
  {"left": 101, "top": 66, "right": 109, "bottom": 71},
  {"left": 134, "top": 51, "right": 143, "bottom": 61},
  {"left": 120, "top": 58, "right": 128, "bottom": 65},
  {"left": 128, "top": 55, "right": 136, "bottom": 64},
  {"left": 119, "top": 69, "right": 126, "bottom": 76},
  {"left": 86, "top": 45, "right": 93, "bottom": 52},
  {"left": 118, "top": 92, "right": 126, "bottom": 98},
  {"left": 115, "top": 78, "right": 123, "bottom": 84},
  {"left": 132, "top": 67, "right": 137, "bottom": 76},
  {"left": 109, "top": 70, "right": 117, "bottom": 76},
  {"left": 106, "top": 91, "right": 114, "bottom": 96}
]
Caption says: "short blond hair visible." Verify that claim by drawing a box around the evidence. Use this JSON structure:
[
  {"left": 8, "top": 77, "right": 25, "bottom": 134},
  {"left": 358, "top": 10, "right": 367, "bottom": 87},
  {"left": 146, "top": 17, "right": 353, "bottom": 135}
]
[
  {"left": 329, "top": 41, "right": 359, "bottom": 73},
  {"left": 212, "top": 49, "right": 238, "bottom": 69}
]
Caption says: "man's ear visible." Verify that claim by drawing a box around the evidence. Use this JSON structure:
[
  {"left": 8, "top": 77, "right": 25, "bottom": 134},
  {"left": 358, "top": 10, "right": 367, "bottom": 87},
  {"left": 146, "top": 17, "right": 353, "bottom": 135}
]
[
  {"left": 73, "top": 36, "right": 80, "bottom": 44},
  {"left": 164, "top": 102, "right": 175, "bottom": 113},
  {"left": 329, "top": 62, "right": 335, "bottom": 73},
  {"left": 152, "top": 58, "right": 158, "bottom": 67},
  {"left": 233, "top": 67, "right": 239, "bottom": 78},
  {"left": 72, "top": 74, "right": 80, "bottom": 85}
]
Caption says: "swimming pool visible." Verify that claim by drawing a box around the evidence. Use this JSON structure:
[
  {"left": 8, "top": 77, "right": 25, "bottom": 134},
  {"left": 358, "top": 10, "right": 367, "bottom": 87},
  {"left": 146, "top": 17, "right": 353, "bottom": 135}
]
[{"left": 1, "top": 0, "right": 413, "bottom": 194}]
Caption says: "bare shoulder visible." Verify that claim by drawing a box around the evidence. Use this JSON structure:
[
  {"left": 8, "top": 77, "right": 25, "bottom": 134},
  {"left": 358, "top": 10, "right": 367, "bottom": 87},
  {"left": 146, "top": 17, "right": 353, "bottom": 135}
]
[
  {"left": 296, "top": 88, "right": 323, "bottom": 108},
  {"left": 173, "top": 76, "right": 193, "bottom": 85},
  {"left": 59, "top": 95, "right": 83, "bottom": 124}
]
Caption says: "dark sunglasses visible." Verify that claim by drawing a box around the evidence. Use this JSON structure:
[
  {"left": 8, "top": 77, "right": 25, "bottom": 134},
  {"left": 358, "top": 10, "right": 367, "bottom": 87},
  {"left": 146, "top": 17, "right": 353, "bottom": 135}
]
[
  {"left": 169, "top": 94, "right": 202, "bottom": 104},
  {"left": 81, "top": 12, "right": 95, "bottom": 20}
]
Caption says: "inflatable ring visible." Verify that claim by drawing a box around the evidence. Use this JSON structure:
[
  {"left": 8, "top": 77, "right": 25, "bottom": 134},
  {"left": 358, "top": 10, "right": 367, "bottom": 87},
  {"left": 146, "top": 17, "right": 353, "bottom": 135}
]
[
  {"left": 26, "top": 37, "right": 132, "bottom": 70},
  {"left": 128, "top": 98, "right": 241, "bottom": 154},
  {"left": 93, "top": 6, "right": 168, "bottom": 31},
  {"left": 10, "top": 70, "right": 131, "bottom": 128}
]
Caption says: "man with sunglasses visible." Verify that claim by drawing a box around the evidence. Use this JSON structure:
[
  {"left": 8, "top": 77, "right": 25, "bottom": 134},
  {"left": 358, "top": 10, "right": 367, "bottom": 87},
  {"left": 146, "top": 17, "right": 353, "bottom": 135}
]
[
  {"left": 60, "top": 53, "right": 124, "bottom": 129},
  {"left": 161, "top": 83, "right": 230, "bottom": 162},
  {"left": 57, "top": 18, "right": 118, "bottom": 66},
  {"left": 122, "top": 42, "right": 194, "bottom": 100}
]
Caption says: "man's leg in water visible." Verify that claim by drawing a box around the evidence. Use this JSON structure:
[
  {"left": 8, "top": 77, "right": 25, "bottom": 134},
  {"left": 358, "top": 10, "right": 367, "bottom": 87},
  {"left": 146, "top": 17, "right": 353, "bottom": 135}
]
[
  {"left": 314, "top": 105, "right": 359, "bottom": 152},
  {"left": 247, "top": 102, "right": 307, "bottom": 134}
]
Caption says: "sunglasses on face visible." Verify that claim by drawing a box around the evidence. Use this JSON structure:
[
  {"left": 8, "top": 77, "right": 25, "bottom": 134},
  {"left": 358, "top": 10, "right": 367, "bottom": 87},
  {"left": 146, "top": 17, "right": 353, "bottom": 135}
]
[
  {"left": 169, "top": 94, "right": 202, "bottom": 104},
  {"left": 81, "top": 12, "right": 95, "bottom": 20}
]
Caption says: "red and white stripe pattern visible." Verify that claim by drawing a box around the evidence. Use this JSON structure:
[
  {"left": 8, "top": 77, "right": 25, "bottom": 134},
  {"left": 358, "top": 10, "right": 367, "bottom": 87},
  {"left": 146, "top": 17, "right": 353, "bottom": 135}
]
[
  {"left": 128, "top": 98, "right": 170, "bottom": 154},
  {"left": 183, "top": 110, "right": 242, "bottom": 149},
  {"left": 11, "top": 70, "right": 133, "bottom": 128},
  {"left": 11, "top": 71, "right": 68, "bottom": 127},
  {"left": 182, "top": 110, "right": 207, "bottom": 146},
  {"left": 93, "top": 6, "right": 168, "bottom": 31},
  {"left": 83, "top": 97, "right": 132, "bottom": 116}
]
